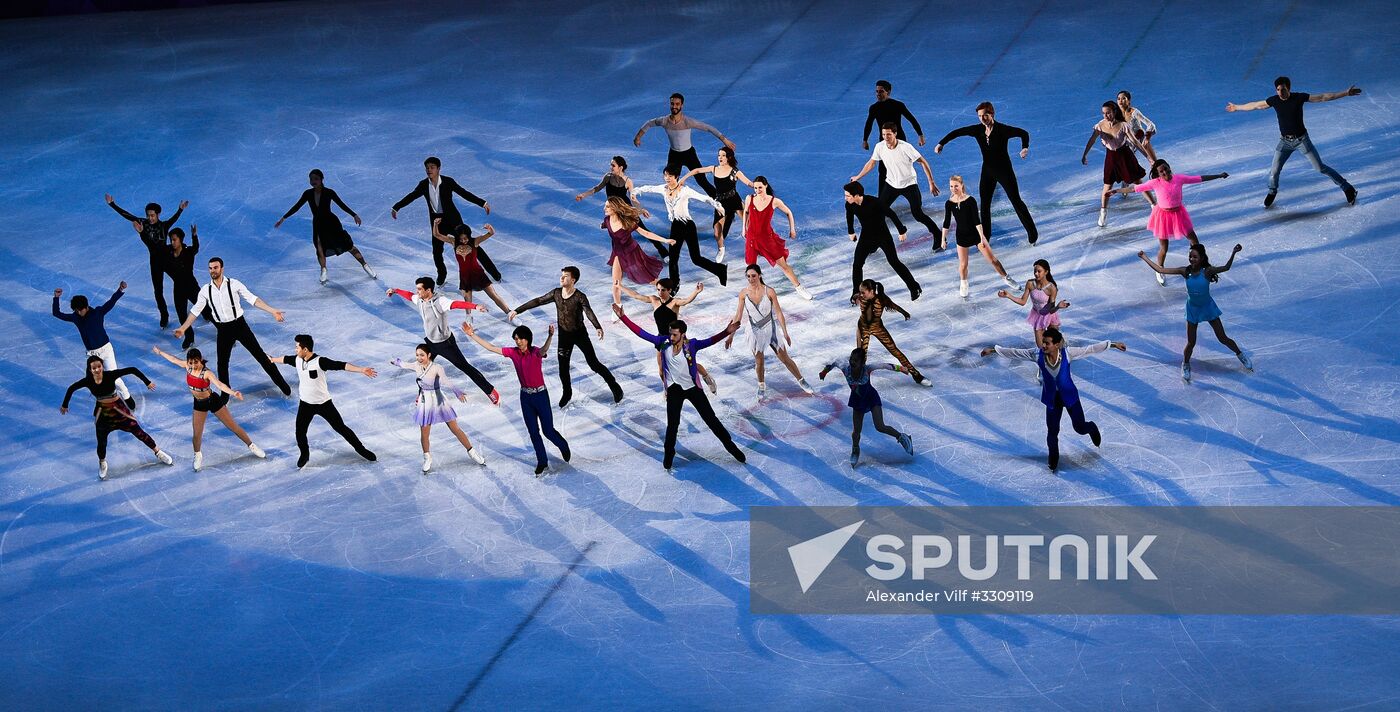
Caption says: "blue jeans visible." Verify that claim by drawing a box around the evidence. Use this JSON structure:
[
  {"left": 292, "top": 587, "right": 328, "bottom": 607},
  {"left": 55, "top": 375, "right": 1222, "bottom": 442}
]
[
  {"left": 520, "top": 389, "right": 568, "bottom": 467},
  {"left": 1268, "top": 135, "right": 1352, "bottom": 193}
]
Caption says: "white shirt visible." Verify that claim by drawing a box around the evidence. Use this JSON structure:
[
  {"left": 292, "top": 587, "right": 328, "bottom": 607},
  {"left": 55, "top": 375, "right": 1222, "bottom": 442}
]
[
  {"left": 994, "top": 341, "right": 1111, "bottom": 378},
  {"left": 1125, "top": 108, "right": 1156, "bottom": 136},
  {"left": 413, "top": 293, "right": 460, "bottom": 343},
  {"left": 634, "top": 184, "right": 722, "bottom": 223},
  {"left": 192, "top": 277, "right": 260, "bottom": 324},
  {"left": 284, "top": 354, "right": 339, "bottom": 404},
  {"left": 664, "top": 342, "right": 692, "bottom": 389},
  {"left": 871, "top": 139, "right": 924, "bottom": 190},
  {"left": 427, "top": 178, "right": 442, "bottom": 213}
]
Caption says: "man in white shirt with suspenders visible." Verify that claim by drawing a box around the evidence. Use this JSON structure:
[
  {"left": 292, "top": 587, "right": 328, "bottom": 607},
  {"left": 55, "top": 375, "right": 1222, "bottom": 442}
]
[
  {"left": 174, "top": 256, "right": 292, "bottom": 395},
  {"left": 267, "top": 334, "right": 378, "bottom": 469}
]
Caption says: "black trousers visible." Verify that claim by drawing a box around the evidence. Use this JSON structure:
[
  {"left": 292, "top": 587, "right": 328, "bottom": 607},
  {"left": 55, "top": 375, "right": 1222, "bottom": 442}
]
[
  {"left": 428, "top": 213, "right": 501, "bottom": 285},
  {"left": 852, "top": 233, "right": 919, "bottom": 296},
  {"left": 667, "top": 220, "right": 727, "bottom": 284},
  {"left": 1046, "top": 395, "right": 1098, "bottom": 467},
  {"left": 427, "top": 334, "right": 495, "bottom": 397},
  {"left": 557, "top": 328, "right": 619, "bottom": 403},
  {"left": 295, "top": 399, "right": 369, "bottom": 459},
  {"left": 980, "top": 167, "right": 1038, "bottom": 243},
  {"left": 878, "top": 182, "right": 940, "bottom": 236},
  {"left": 666, "top": 147, "right": 715, "bottom": 197},
  {"left": 664, "top": 384, "right": 742, "bottom": 469},
  {"left": 172, "top": 277, "right": 201, "bottom": 344},
  {"left": 214, "top": 317, "right": 290, "bottom": 394},
  {"left": 146, "top": 251, "right": 171, "bottom": 325}
]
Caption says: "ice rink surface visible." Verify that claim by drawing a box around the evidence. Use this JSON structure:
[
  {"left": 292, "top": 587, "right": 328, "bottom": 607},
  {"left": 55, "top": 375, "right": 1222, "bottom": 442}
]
[{"left": 2, "top": 0, "right": 1399, "bottom": 708}]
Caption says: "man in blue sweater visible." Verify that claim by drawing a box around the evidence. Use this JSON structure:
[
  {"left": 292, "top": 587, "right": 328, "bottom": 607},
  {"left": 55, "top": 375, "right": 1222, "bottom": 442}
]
[{"left": 53, "top": 282, "right": 134, "bottom": 408}]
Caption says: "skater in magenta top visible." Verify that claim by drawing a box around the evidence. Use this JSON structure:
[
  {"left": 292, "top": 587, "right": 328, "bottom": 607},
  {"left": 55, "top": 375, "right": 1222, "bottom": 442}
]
[{"left": 1115, "top": 160, "right": 1229, "bottom": 286}]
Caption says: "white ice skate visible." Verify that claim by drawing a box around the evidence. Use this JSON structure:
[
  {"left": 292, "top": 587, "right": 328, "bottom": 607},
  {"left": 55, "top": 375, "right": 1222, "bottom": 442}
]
[
  {"left": 757, "top": 382, "right": 767, "bottom": 400},
  {"left": 795, "top": 284, "right": 813, "bottom": 300},
  {"left": 959, "top": 280, "right": 969, "bottom": 299},
  {"left": 1156, "top": 271, "right": 1166, "bottom": 287},
  {"left": 1238, "top": 352, "right": 1254, "bottom": 372},
  {"left": 898, "top": 432, "right": 914, "bottom": 456},
  {"left": 99, "top": 460, "right": 109, "bottom": 480},
  {"left": 468, "top": 447, "right": 486, "bottom": 465},
  {"left": 1181, "top": 362, "right": 1192, "bottom": 383},
  {"left": 193, "top": 451, "right": 203, "bottom": 472},
  {"left": 797, "top": 378, "right": 814, "bottom": 395},
  {"left": 716, "top": 246, "right": 726, "bottom": 263},
  {"left": 1097, "top": 209, "right": 1108, "bottom": 228},
  {"left": 319, "top": 267, "right": 329, "bottom": 285},
  {"left": 248, "top": 443, "right": 266, "bottom": 458},
  {"left": 362, "top": 262, "right": 377, "bottom": 279},
  {"left": 1002, "top": 275, "right": 1018, "bottom": 290},
  {"left": 421, "top": 453, "right": 432, "bottom": 473},
  {"left": 703, "top": 371, "right": 718, "bottom": 395},
  {"left": 156, "top": 450, "right": 174, "bottom": 466}
]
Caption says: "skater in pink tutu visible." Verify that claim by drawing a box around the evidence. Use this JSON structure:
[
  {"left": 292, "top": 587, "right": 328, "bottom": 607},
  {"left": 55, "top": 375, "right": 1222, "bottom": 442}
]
[
  {"left": 603, "top": 197, "right": 674, "bottom": 286},
  {"left": 1115, "top": 160, "right": 1229, "bottom": 286},
  {"left": 392, "top": 343, "right": 487, "bottom": 473},
  {"left": 998, "top": 258, "right": 1069, "bottom": 346}
]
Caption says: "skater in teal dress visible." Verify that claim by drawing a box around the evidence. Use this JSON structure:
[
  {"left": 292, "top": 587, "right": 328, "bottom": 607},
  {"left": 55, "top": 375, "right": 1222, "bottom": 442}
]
[{"left": 1138, "top": 243, "right": 1252, "bottom": 382}]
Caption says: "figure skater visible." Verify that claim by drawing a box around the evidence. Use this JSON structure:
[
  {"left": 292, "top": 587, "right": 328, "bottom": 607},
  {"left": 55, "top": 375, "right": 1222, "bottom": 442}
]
[
  {"left": 613, "top": 279, "right": 718, "bottom": 394},
  {"left": 634, "top": 92, "right": 736, "bottom": 198},
  {"left": 462, "top": 322, "right": 571, "bottom": 477},
  {"left": 845, "top": 182, "right": 919, "bottom": 301},
  {"left": 724, "top": 264, "right": 814, "bottom": 399},
  {"left": 601, "top": 197, "right": 673, "bottom": 287},
  {"left": 850, "top": 124, "right": 941, "bottom": 242},
  {"left": 53, "top": 282, "right": 133, "bottom": 407},
  {"left": 268, "top": 334, "right": 378, "bottom": 469},
  {"left": 934, "top": 102, "right": 1038, "bottom": 244},
  {"left": 612, "top": 303, "right": 745, "bottom": 472},
  {"left": 1114, "top": 160, "right": 1229, "bottom": 286},
  {"left": 1226, "top": 77, "right": 1360, "bottom": 207},
  {"left": 151, "top": 345, "right": 266, "bottom": 471},
  {"left": 1081, "top": 101, "right": 1154, "bottom": 227},
  {"left": 998, "top": 259, "right": 1069, "bottom": 348},
  {"left": 980, "top": 329, "right": 1128, "bottom": 472},
  {"left": 510, "top": 266, "right": 624, "bottom": 407},
  {"left": 173, "top": 257, "right": 292, "bottom": 395},
  {"left": 679, "top": 146, "right": 751, "bottom": 261},
  {"left": 387, "top": 278, "right": 498, "bottom": 404},
  {"left": 1116, "top": 91, "right": 1158, "bottom": 162},
  {"left": 862, "top": 80, "right": 927, "bottom": 187},
  {"left": 739, "top": 176, "right": 811, "bottom": 299},
  {"left": 61, "top": 356, "right": 172, "bottom": 479},
  {"left": 167, "top": 226, "right": 201, "bottom": 350},
  {"left": 941, "top": 175, "right": 1018, "bottom": 299},
  {"left": 105, "top": 194, "right": 186, "bottom": 327},
  {"left": 575, "top": 156, "right": 664, "bottom": 259},
  {"left": 430, "top": 219, "right": 513, "bottom": 314},
  {"left": 853, "top": 279, "right": 931, "bottom": 387},
  {"left": 274, "top": 168, "right": 376, "bottom": 285},
  {"left": 819, "top": 348, "right": 914, "bottom": 467},
  {"left": 634, "top": 168, "right": 729, "bottom": 286},
  {"left": 1137, "top": 244, "right": 1253, "bottom": 382},
  {"left": 391, "top": 157, "right": 502, "bottom": 288},
  {"left": 391, "top": 343, "right": 487, "bottom": 473}
]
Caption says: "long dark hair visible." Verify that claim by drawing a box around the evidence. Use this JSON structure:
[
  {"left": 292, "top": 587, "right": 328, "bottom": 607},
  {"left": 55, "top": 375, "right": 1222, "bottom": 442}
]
[
  {"left": 1102, "top": 100, "right": 1126, "bottom": 124},
  {"left": 858, "top": 279, "right": 886, "bottom": 300},
  {"left": 453, "top": 224, "right": 476, "bottom": 249},
  {"left": 752, "top": 175, "right": 773, "bottom": 197},
  {"left": 746, "top": 263, "right": 765, "bottom": 285},
  {"left": 848, "top": 347, "right": 867, "bottom": 376},
  {"left": 719, "top": 145, "right": 737, "bottom": 168},
  {"left": 1190, "top": 243, "right": 1220, "bottom": 283},
  {"left": 1033, "top": 258, "right": 1056, "bottom": 287}
]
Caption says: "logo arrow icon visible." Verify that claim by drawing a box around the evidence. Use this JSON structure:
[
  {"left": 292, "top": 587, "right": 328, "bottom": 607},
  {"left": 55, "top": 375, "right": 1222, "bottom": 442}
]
[{"left": 787, "top": 520, "right": 864, "bottom": 593}]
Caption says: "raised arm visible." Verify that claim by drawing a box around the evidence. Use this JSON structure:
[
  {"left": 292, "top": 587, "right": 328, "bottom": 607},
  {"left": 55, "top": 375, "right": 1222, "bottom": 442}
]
[
  {"left": 431, "top": 218, "right": 454, "bottom": 244},
  {"left": 1207, "top": 244, "right": 1243, "bottom": 278},
  {"left": 540, "top": 324, "right": 555, "bottom": 357},
  {"left": 610, "top": 303, "right": 665, "bottom": 345},
  {"left": 460, "top": 323, "right": 504, "bottom": 355},
  {"left": 51, "top": 291, "right": 75, "bottom": 322},
  {"left": 151, "top": 346, "right": 188, "bottom": 368},
  {"left": 1137, "top": 250, "right": 1189, "bottom": 276},
  {"left": 162, "top": 203, "right": 186, "bottom": 229},
  {"left": 387, "top": 288, "right": 414, "bottom": 302},
  {"left": 676, "top": 282, "right": 704, "bottom": 307},
  {"left": 105, "top": 196, "right": 141, "bottom": 222},
  {"left": 95, "top": 283, "right": 126, "bottom": 316}
]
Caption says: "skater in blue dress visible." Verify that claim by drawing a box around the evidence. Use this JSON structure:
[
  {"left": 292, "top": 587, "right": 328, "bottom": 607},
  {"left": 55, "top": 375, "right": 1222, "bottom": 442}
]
[
  {"left": 819, "top": 347, "right": 914, "bottom": 467},
  {"left": 1138, "top": 242, "right": 1252, "bottom": 382}
]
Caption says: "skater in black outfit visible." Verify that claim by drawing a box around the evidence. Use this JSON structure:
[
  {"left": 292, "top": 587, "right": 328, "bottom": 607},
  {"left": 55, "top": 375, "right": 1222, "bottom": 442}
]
[
  {"left": 575, "top": 156, "right": 665, "bottom": 259},
  {"left": 61, "top": 356, "right": 172, "bottom": 480},
  {"left": 391, "top": 157, "right": 502, "bottom": 288},
  {"left": 862, "top": 80, "right": 927, "bottom": 186},
  {"left": 844, "top": 181, "right": 920, "bottom": 301},
  {"left": 275, "top": 169, "right": 377, "bottom": 285},
  {"left": 935, "top": 102, "right": 1039, "bottom": 245},
  {"left": 105, "top": 193, "right": 187, "bottom": 327},
  {"left": 634, "top": 92, "right": 736, "bottom": 198},
  {"left": 268, "top": 334, "right": 378, "bottom": 469},
  {"left": 509, "top": 266, "right": 624, "bottom": 407},
  {"left": 173, "top": 257, "right": 292, "bottom": 396},
  {"left": 167, "top": 226, "right": 201, "bottom": 350}
]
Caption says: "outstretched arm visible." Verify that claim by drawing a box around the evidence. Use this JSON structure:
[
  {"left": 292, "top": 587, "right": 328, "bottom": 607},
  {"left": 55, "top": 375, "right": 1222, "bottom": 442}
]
[
  {"left": 998, "top": 281, "right": 1032, "bottom": 306},
  {"left": 1225, "top": 99, "right": 1268, "bottom": 112},
  {"left": 981, "top": 345, "right": 1037, "bottom": 361},
  {"left": 203, "top": 369, "right": 244, "bottom": 400},
  {"left": 431, "top": 218, "right": 454, "bottom": 244},
  {"left": 610, "top": 303, "right": 665, "bottom": 345},
  {"left": 448, "top": 178, "right": 488, "bottom": 212},
  {"left": 151, "top": 346, "right": 188, "bottom": 367},
  {"left": 934, "top": 124, "right": 978, "bottom": 152},
  {"left": 679, "top": 166, "right": 716, "bottom": 185},
  {"left": 1137, "top": 250, "right": 1190, "bottom": 276},
  {"left": 850, "top": 158, "right": 878, "bottom": 182},
  {"left": 1066, "top": 340, "right": 1127, "bottom": 359},
  {"left": 460, "top": 323, "right": 504, "bottom": 355},
  {"left": 634, "top": 116, "right": 664, "bottom": 147},
  {"left": 329, "top": 189, "right": 362, "bottom": 225},
  {"left": 51, "top": 291, "right": 75, "bottom": 322},
  {"left": 636, "top": 225, "right": 674, "bottom": 245},
  {"left": 1309, "top": 86, "right": 1362, "bottom": 102},
  {"left": 676, "top": 282, "right": 704, "bottom": 307},
  {"left": 277, "top": 191, "right": 310, "bottom": 225},
  {"left": 614, "top": 284, "right": 652, "bottom": 304}
]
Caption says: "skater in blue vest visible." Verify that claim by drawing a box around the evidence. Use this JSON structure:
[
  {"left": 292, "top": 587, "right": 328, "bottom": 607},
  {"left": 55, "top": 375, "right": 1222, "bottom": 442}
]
[{"left": 981, "top": 328, "right": 1126, "bottom": 472}]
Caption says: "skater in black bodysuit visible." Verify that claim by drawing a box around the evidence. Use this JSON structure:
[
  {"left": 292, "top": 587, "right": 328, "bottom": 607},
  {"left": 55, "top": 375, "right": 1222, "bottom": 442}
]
[
  {"left": 392, "top": 157, "right": 502, "bottom": 288},
  {"left": 935, "top": 102, "right": 1039, "bottom": 245},
  {"left": 275, "top": 169, "right": 377, "bottom": 285},
  {"left": 168, "top": 226, "right": 202, "bottom": 350},
  {"left": 844, "top": 181, "right": 919, "bottom": 301},
  {"left": 105, "top": 193, "right": 187, "bottom": 327}
]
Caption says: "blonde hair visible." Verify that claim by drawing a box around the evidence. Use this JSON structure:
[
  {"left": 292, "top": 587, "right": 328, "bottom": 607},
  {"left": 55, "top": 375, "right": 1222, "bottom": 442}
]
[
  {"left": 605, "top": 196, "right": 643, "bottom": 230},
  {"left": 949, "top": 175, "right": 965, "bottom": 188}
]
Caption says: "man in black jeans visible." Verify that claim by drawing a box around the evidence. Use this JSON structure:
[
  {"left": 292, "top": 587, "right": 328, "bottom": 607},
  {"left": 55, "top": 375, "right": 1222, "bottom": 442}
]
[
  {"left": 935, "top": 102, "right": 1039, "bottom": 245},
  {"left": 105, "top": 193, "right": 187, "bottom": 327},
  {"left": 509, "top": 266, "right": 623, "bottom": 407},
  {"left": 845, "top": 181, "right": 919, "bottom": 301},
  {"left": 391, "top": 156, "right": 503, "bottom": 288}
]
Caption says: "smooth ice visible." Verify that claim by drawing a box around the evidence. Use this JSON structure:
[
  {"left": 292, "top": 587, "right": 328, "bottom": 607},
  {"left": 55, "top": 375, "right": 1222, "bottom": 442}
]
[{"left": 2, "top": 0, "right": 1399, "bottom": 708}]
